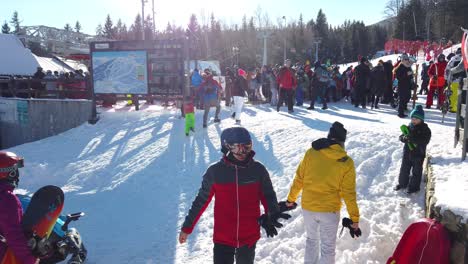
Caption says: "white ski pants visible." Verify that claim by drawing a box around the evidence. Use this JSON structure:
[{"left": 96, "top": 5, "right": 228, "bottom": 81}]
[
  {"left": 303, "top": 210, "right": 340, "bottom": 264},
  {"left": 232, "top": 96, "right": 244, "bottom": 121}
]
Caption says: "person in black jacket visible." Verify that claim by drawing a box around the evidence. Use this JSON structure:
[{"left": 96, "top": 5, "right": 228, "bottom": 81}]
[
  {"left": 370, "top": 60, "right": 387, "bottom": 109},
  {"left": 179, "top": 127, "right": 290, "bottom": 264},
  {"left": 395, "top": 54, "right": 414, "bottom": 118},
  {"left": 395, "top": 105, "right": 431, "bottom": 194},
  {"left": 353, "top": 57, "right": 371, "bottom": 109},
  {"left": 419, "top": 61, "right": 432, "bottom": 95},
  {"left": 231, "top": 68, "right": 249, "bottom": 125},
  {"left": 382, "top": 60, "right": 394, "bottom": 104}
]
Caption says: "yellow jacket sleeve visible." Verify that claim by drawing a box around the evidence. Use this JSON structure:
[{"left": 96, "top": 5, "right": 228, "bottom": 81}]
[
  {"left": 340, "top": 160, "right": 360, "bottom": 223},
  {"left": 287, "top": 152, "right": 307, "bottom": 202}
]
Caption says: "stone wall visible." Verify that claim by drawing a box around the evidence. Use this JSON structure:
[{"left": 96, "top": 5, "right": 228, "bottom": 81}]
[
  {"left": 0, "top": 98, "right": 92, "bottom": 149},
  {"left": 425, "top": 156, "right": 467, "bottom": 264}
]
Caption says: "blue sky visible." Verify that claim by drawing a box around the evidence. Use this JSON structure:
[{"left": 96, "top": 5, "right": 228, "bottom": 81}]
[{"left": 1, "top": 0, "right": 387, "bottom": 35}]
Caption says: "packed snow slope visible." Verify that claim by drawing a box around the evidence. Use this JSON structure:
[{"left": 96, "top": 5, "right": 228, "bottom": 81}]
[{"left": 8, "top": 98, "right": 462, "bottom": 263}]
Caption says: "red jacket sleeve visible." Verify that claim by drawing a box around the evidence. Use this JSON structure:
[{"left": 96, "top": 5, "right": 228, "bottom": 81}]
[
  {"left": 0, "top": 194, "right": 37, "bottom": 264},
  {"left": 181, "top": 169, "right": 215, "bottom": 234}
]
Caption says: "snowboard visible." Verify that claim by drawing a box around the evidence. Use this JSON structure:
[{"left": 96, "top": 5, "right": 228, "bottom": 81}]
[
  {"left": 1, "top": 185, "right": 64, "bottom": 264},
  {"left": 400, "top": 125, "right": 416, "bottom": 151}
]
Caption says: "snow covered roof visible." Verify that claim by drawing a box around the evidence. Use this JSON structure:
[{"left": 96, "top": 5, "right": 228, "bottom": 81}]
[
  {"left": 56, "top": 56, "right": 88, "bottom": 73},
  {"left": 0, "top": 34, "right": 40, "bottom": 76},
  {"left": 32, "top": 54, "right": 75, "bottom": 73}
]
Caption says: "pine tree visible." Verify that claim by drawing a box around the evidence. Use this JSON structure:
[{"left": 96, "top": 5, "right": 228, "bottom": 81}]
[
  {"left": 1, "top": 21, "right": 10, "bottom": 34},
  {"left": 131, "top": 14, "right": 143, "bottom": 40},
  {"left": 10, "top": 11, "right": 21, "bottom": 34},
  {"left": 144, "top": 15, "right": 153, "bottom": 40},
  {"left": 75, "top": 21, "right": 82, "bottom": 33},
  {"left": 64, "top": 23, "right": 72, "bottom": 32},
  {"left": 103, "top": 14, "right": 115, "bottom": 39},
  {"left": 115, "top": 19, "right": 123, "bottom": 39},
  {"left": 121, "top": 24, "right": 128, "bottom": 40},
  {"left": 96, "top": 24, "right": 103, "bottom": 37}
]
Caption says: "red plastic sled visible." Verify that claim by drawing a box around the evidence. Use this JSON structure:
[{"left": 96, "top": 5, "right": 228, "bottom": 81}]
[{"left": 387, "top": 218, "right": 450, "bottom": 264}]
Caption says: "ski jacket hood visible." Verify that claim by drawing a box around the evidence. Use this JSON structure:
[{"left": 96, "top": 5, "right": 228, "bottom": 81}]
[{"left": 311, "top": 138, "right": 348, "bottom": 161}]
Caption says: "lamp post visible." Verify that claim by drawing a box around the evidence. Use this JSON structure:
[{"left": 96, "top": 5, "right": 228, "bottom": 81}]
[
  {"left": 282, "top": 16, "right": 287, "bottom": 62},
  {"left": 232, "top": 46, "right": 239, "bottom": 66}
]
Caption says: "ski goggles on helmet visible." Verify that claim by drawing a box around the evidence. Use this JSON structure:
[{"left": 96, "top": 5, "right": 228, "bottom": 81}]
[
  {"left": 226, "top": 142, "right": 253, "bottom": 155},
  {"left": 0, "top": 157, "right": 23, "bottom": 179}
]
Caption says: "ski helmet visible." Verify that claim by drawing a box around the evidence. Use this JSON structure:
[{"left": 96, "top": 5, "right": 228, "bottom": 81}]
[
  {"left": 220, "top": 127, "right": 252, "bottom": 154},
  {"left": 0, "top": 152, "right": 24, "bottom": 185}
]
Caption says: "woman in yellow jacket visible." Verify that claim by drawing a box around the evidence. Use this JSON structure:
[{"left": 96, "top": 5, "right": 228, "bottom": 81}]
[{"left": 284, "top": 122, "right": 360, "bottom": 264}]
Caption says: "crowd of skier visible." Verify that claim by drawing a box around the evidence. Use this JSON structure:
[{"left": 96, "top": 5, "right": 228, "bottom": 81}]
[{"left": 186, "top": 47, "right": 466, "bottom": 127}]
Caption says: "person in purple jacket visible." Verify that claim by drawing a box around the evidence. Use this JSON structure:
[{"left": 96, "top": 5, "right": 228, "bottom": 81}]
[{"left": 0, "top": 151, "right": 38, "bottom": 264}]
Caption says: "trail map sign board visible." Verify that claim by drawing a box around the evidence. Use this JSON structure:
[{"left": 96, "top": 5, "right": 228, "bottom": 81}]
[
  {"left": 92, "top": 50, "right": 148, "bottom": 94},
  {"left": 90, "top": 40, "right": 186, "bottom": 97}
]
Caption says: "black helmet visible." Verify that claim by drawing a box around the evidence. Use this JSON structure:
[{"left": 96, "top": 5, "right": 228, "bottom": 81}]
[{"left": 220, "top": 127, "right": 252, "bottom": 154}]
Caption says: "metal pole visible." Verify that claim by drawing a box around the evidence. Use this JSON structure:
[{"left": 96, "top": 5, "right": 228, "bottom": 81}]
[
  {"left": 141, "top": 0, "right": 145, "bottom": 40},
  {"left": 152, "top": 0, "right": 155, "bottom": 35},
  {"left": 413, "top": 11, "right": 418, "bottom": 37},
  {"left": 283, "top": 16, "right": 286, "bottom": 62},
  {"left": 263, "top": 33, "right": 268, "bottom": 66},
  {"left": 315, "top": 41, "right": 319, "bottom": 62}
]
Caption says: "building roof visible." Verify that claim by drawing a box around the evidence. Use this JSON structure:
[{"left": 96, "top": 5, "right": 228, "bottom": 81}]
[{"left": 0, "top": 34, "right": 40, "bottom": 76}]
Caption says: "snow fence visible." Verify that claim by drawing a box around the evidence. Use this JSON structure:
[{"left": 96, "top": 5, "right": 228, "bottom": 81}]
[
  {"left": 0, "top": 98, "right": 92, "bottom": 149},
  {"left": 425, "top": 156, "right": 467, "bottom": 264}
]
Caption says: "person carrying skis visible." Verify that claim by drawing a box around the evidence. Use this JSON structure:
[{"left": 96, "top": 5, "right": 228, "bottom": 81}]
[
  {"left": 179, "top": 127, "right": 290, "bottom": 264},
  {"left": 394, "top": 105, "right": 431, "bottom": 194},
  {"left": 199, "top": 69, "right": 222, "bottom": 128},
  {"left": 0, "top": 152, "right": 38, "bottom": 264},
  {"left": 281, "top": 122, "right": 360, "bottom": 264}
]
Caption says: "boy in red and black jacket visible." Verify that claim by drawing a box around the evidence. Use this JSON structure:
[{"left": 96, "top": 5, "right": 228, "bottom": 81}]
[{"left": 179, "top": 127, "right": 290, "bottom": 264}]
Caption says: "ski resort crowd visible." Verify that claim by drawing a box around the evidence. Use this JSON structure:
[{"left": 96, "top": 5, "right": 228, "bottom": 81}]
[
  {"left": 187, "top": 47, "right": 466, "bottom": 127},
  {"left": 174, "top": 48, "right": 465, "bottom": 263}
]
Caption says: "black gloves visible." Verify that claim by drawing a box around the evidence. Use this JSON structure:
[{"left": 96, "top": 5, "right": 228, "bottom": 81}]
[
  {"left": 399, "top": 134, "right": 409, "bottom": 143},
  {"left": 258, "top": 212, "right": 291, "bottom": 238},
  {"left": 340, "top": 217, "right": 362, "bottom": 238},
  {"left": 278, "top": 201, "right": 298, "bottom": 212}
]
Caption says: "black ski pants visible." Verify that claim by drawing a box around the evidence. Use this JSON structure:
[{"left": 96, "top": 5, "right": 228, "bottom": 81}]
[
  {"left": 277, "top": 89, "right": 294, "bottom": 111},
  {"left": 399, "top": 149, "right": 424, "bottom": 191},
  {"left": 354, "top": 85, "right": 367, "bottom": 107},
  {"left": 398, "top": 89, "right": 411, "bottom": 116},
  {"left": 310, "top": 81, "right": 328, "bottom": 108},
  {"left": 213, "top": 243, "right": 256, "bottom": 264}
]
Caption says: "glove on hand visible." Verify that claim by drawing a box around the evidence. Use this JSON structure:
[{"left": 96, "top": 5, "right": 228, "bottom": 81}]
[
  {"left": 258, "top": 212, "right": 291, "bottom": 238},
  {"left": 340, "top": 217, "right": 362, "bottom": 238},
  {"left": 399, "top": 134, "right": 409, "bottom": 143},
  {"left": 278, "top": 201, "right": 298, "bottom": 212}
]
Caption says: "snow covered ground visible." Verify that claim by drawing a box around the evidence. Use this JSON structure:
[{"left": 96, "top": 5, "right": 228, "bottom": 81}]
[{"left": 6, "top": 94, "right": 465, "bottom": 263}]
